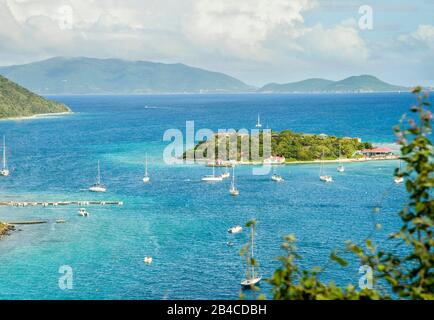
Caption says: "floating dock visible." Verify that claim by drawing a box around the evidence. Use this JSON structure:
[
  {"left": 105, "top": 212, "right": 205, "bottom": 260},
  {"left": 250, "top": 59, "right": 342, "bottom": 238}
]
[{"left": 0, "top": 201, "right": 124, "bottom": 207}]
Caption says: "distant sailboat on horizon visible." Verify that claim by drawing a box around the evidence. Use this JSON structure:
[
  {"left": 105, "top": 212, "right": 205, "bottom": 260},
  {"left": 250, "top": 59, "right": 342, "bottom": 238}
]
[
  {"left": 143, "top": 154, "right": 150, "bottom": 183},
  {"left": 89, "top": 160, "right": 107, "bottom": 192},
  {"left": 0, "top": 136, "right": 9, "bottom": 177}
]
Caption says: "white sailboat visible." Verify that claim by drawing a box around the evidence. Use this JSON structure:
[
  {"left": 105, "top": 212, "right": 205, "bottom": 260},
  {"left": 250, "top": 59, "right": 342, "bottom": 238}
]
[
  {"left": 89, "top": 160, "right": 107, "bottom": 192},
  {"left": 221, "top": 166, "right": 230, "bottom": 179},
  {"left": 0, "top": 136, "right": 9, "bottom": 177},
  {"left": 143, "top": 154, "right": 150, "bottom": 183},
  {"left": 255, "top": 114, "right": 262, "bottom": 128},
  {"left": 202, "top": 165, "right": 223, "bottom": 182},
  {"left": 241, "top": 224, "right": 262, "bottom": 288},
  {"left": 271, "top": 167, "right": 284, "bottom": 182},
  {"left": 394, "top": 160, "right": 404, "bottom": 184},
  {"left": 229, "top": 166, "right": 239, "bottom": 196},
  {"left": 337, "top": 144, "right": 345, "bottom": 173},
  {"left": 319, "top": 152, "right": 333, "bottom": 183}
]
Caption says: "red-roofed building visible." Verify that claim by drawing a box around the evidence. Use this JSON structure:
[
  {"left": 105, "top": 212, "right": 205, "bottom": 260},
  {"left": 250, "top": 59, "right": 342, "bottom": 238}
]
[{"left": 360, "top": 147, "right": 394, "bottom": 157}]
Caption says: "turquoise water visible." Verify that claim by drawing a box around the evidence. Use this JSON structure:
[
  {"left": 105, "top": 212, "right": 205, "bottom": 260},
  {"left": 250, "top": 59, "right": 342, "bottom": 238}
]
[{"left": 0, "top": 93, "right": 413, "bottom": 299}]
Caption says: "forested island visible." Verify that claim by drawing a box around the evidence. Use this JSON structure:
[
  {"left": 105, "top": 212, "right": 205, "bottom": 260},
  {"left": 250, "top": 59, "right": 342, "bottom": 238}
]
[
  {"left": 0, "top": 75, "right": 70, "bottom": 119},
  {"left": 186, "top": 130, "right": 373, "bottom": 163}
]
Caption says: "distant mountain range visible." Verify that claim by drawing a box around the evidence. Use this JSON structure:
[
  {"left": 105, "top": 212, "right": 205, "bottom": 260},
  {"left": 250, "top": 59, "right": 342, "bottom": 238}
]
[
  {"left": 0, "top": 57, "right": 251, "bottom": 94},
  {"left": 0, "top": 57, "right": 409, "bottom": 94},
  {"left": 0, "top": 75, "right": 69, "bottom": 119},
  {"left": 259, "top": 75, "right": 408, "bottom": 93}
]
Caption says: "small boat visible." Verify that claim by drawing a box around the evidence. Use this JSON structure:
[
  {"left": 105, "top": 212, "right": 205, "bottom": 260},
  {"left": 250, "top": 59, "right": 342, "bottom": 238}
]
[
  {"left": 229, "top": 166, "right": 239, "bottom": 196},
  {"left": 0, "top": 136, "right": 10, "bottom": 177},
  {"left": 202, "top": 166, "right": 223, "bottom": 182},
  {"left": 89, "top": 160, "right": 107, "bottom": 192},
  {"left": 337, "top": 144, "right": 345, "bottom": 173},
  {"left": 78, "top": 208, "right": 89, "bottom": 217},
  {"left": 144, "top": 256, "right": 153, "bottom": 264},
  {"left": 143, "top": 154, "right": 150, "bottom": 183},
  {"left": 228, "top": 225, "right": 243, "bottom": 234},
  {"left": 241, "top": 223, "right": 262, "bottom": 288},
  {"left": 255, "top": 114, "right": 262, "bottom": 128},
  {"left": 271, "top": 174, "right": 284, "bottom": 182},
  {"left": 319, "top": 152, "right": 333, "bottom": 183}
]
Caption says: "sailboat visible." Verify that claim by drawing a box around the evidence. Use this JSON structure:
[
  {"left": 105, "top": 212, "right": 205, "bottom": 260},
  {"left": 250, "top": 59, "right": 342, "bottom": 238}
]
[
  {"left": 202, "top": 165, "right": 223, "bottom": 182},
  {"left": 89, "top": 160, "right": 107, "bottom": 192},
  {"left": 0, "top": 136, "right": 9, "bottom": 177},
  {"left": 143, "top": 154, "right": 150, "bottom": 183},
  {"left": 271, "top": 167, "right": 284, "bottom": 182},
  {"left": 337, "top": 144, "right": 345, "bottom": 173},
  {"left": 394, "top": 160, "right": 404, "bottom": 184},
  {"left": 241, "top": 224, "right": 262, "bottom": 288},
  {"left": 319, "top": 152, "right": 333, "bottom": 183},
  {"left": 229, "top": 166, "right": 239, "bottom": 196},
  {"left": 255, "top": 114, "right": 262, "bottom": 128},
  {"left": 221, "top": 165, "right": 230, "bottom": 179}
]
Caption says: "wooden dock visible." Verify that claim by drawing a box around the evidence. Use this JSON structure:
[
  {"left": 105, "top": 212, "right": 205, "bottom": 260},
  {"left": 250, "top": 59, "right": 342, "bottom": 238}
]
[{"left": 0, "top": 201, "right": 124, "bottom": 207}]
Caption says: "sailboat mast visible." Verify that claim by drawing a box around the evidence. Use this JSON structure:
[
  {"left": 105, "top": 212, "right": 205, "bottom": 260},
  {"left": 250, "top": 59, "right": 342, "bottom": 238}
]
[
  {"left": 251, "top": 225, "right": 255, "bottom": 277},
  {"left": 2, "top": 136, "right": 6, "bottom": 169},
  {"left": 97, "top": 160, "right": 101, "bottom": 184},
  {"left": 145, "top": 154, "right": 148, "bottom": 177}
]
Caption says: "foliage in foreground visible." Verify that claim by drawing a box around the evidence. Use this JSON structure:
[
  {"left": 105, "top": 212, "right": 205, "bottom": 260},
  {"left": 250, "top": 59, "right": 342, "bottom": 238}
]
[{"left": 243, "top": 88, "right": 433, "bottom": 300}]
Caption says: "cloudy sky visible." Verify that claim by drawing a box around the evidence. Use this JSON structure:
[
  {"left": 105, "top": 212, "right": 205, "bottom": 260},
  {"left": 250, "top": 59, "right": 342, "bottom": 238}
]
[{"left": 0, "top": 0, "right": 433, "bottom": 86}]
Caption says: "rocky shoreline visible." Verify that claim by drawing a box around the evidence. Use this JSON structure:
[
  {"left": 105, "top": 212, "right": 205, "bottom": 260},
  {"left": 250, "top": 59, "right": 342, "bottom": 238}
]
[{"left": 0, "top": 222, "right": 15, "bottom": 240}]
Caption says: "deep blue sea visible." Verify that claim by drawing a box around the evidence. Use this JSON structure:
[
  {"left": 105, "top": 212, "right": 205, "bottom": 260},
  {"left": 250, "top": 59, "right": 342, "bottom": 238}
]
[{"left": 0, "top": 93, "right": 417, "bottom": 299}]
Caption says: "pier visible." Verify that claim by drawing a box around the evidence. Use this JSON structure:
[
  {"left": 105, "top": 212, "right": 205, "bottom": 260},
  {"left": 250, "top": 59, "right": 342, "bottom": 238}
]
[{"left": 0, "top": 201, "right": 124, "bottom": 207}]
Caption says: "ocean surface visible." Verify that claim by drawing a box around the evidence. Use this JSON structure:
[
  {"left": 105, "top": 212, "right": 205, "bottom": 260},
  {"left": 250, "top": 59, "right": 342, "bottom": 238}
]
[{"left": 0, "top": 93, "right": 418, "bottom": 299}]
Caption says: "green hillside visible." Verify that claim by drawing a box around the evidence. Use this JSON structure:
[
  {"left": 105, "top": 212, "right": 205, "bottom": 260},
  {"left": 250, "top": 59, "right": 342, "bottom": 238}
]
[
  {"left": 260, "top": 75, "right": 407, "bottom": 93},
  {"left": 0, "top": 75, "right": 70, "bottom": 119},
  {"left": 0, "top": 57, "right": 252, "bottom": 94}
]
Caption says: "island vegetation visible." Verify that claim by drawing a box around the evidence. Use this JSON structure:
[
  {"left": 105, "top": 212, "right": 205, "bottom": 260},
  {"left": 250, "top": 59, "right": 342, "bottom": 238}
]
[
  {"left": 186, "top": 130, "right": 372, "bottom": 162},
  {"left": 0, "top": 222, "right": 14, "bottom": 240},
  {"left": 0, "top": 74, "right": 70, "bottom": 119}
]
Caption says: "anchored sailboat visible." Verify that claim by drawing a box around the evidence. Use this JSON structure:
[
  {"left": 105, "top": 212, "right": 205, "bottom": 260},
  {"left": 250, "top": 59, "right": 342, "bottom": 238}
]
[
  {"left": 229, "top": 166, "right": 239, "bottom": 196},
  {"left": 319, "top": 152, "right": 333, "bottom": 183},
  {"left": 255, "top": 114, "right": 262, "bottom": 128},
  {"left": 89, "top": 160, "right": 107, "bottom": 192},
  {"left": 0, "top": 136, "right": 9, "bottom": 177},
  {"left": 221, "top": 166, "right": 230, "bottom": 179},
  {"left": 337, "top": 144, "right": 345, "bottom": 173},
  {"left": 271, "top": 166, "right": 284, "bottom": 182},
  {"left": 202, "top": 165, "right": 223, "bottom": 182},
  {"left": 394, "top": 160, "right": 404, "bottom": 184},
  {"left": 143, "top": 154, "right": 150, "bottom": 183},
  {"left": 241, "top": 223, "right": 262, "bottom": 288}
]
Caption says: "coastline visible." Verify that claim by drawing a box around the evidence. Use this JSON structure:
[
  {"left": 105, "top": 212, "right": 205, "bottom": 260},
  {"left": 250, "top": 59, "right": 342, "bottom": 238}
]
[
  {"left": 0, "top": 110, "right": 73, "bottom": 121},
  {"left": 201, "top": 155, "right": 400, "bottom": 167}
]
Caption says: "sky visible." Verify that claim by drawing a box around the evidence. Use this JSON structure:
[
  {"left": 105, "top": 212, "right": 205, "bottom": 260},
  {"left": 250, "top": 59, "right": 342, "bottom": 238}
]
[{"left": 0, "top": 0, "right": 433, "bottom": 86}]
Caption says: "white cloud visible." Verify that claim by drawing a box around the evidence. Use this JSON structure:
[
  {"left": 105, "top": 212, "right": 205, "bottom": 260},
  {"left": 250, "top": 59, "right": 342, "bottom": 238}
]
[{"left": 0, "top": 0, "right": 431, "bottom": 85}]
